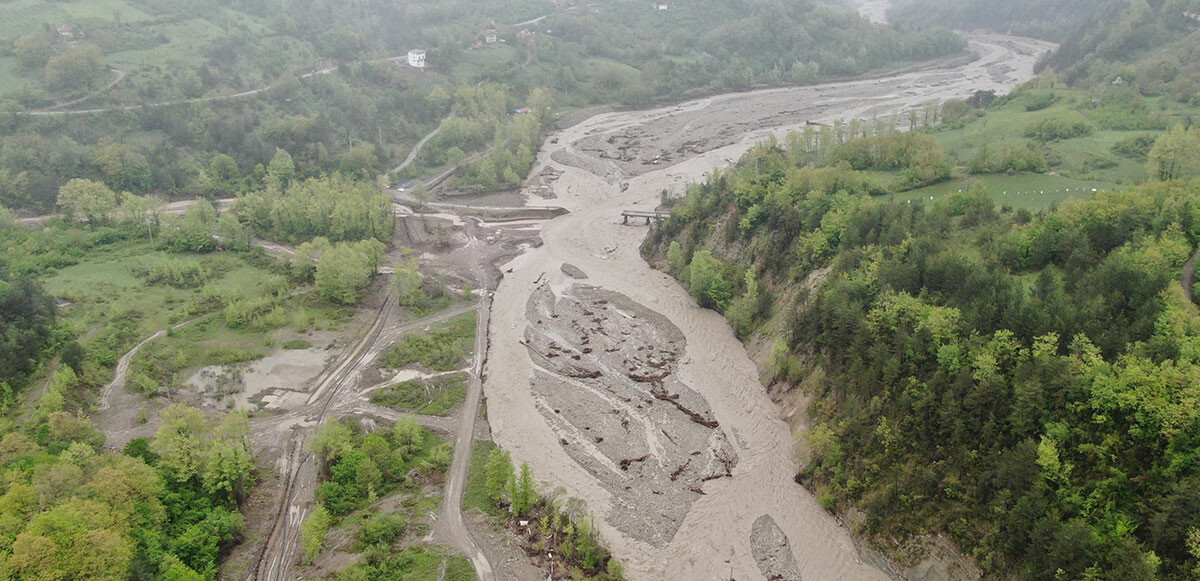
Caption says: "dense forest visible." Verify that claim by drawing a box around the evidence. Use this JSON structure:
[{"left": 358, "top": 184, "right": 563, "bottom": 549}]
[
  {"left": 644, "top": 134, "right": 1200, "bottom": 579},
  {"left": 0, "top": 404, "right": 254, "bottom": 578}
]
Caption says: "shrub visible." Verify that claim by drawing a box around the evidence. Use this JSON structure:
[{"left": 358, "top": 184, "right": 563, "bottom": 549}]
[
  {"left": 357, "top": 512, "right": 406, "bottom": 547},
  {"left": 1023, "top": 116, "right": 1094, "bottom": 141},
  {"left": 301, "top": 505, "right": 333, "bottom": 561},
  {"left": 282, "top": 339, "right": 312, "bottom": 350}
]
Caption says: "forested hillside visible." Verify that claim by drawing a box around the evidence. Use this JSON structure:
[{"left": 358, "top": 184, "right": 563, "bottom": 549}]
[
  {"left": 0, "top": 0, "right": 965, "bottom": 214},
  {"left": 890, "top": 0, "right": 1200, "bottom": 104},
  {"left": 643, "top": 136, "right": 1200, "bottom": 579}
]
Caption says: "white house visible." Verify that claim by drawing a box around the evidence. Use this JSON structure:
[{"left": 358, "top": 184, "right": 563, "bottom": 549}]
[
  {"left": 407, "top": 49, "right": 426, "bottom": 68},
  {"left": 484, "top": 29, "right": 498, "bottom": 43}
]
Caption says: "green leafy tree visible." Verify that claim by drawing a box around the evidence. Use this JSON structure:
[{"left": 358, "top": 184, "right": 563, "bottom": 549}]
[
  {"left": 151, "top": 404, "right": 209, "bottom": 483},
  {"left": 509, "top": 462, "right": 536, "bottom": 517},
  {"left": 687, "top": 250, "right": 731, "bottom": 310},
  {"left": 267, "top": 148, "right": 296, "bottom": 187},
  {"left": 666, "top": 241, "right": 685, "bottom": 275},
  {"left": 300, "top": 505, "right": 332, "bottom": 561},
  {"left": 484, "top": 448, "right": 515, "bottom": 506},
  {"left": 90, "top": 142, "right": 152, "bottom": 192},
  {"left": 14, "top": 32, "right": 53, "bottom": 70},
  {"left": 57, "top": 178, "right": 117, "bottom": 225},
  {"left": 391, "top": 417, "right": 424, "bottom": 459},
  {"left": 44, "top": 44, "right": 106, "bottom": 92},
  {"left": 1147, "top": 124, "right": 1200, "bottom": 181},
  {"left": 310, "top": 419, "right": 353, "bottom": 467},
  {"left": 208, "top": 154, "right": 241, "bottom": 194}
]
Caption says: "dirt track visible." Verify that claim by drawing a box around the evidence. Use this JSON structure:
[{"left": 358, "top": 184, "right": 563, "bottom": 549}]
[{"left": 482, "top": 25, "right": 1054, "bottom": 581}]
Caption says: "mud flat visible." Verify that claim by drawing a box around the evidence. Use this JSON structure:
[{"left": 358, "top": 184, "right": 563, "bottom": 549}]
[
  {"left": 184, "top": 346, "right": 332, "bottom": 412},
  {"left": 484, "top": 22, "right": 1054, "bottom": 581},
  {"left": 524, "top": 284, "right": 736, "bottom": 546}
]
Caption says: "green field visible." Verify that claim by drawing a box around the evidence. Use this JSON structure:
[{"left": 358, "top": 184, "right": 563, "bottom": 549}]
[
  {"left": 0, "top": 0, "right": 152, "bottom": 43},
  {"left": 894, "top": 173, "right": 1123, "bottom": 211},
  {"left": 38, "top": 240, "right": 351, "bottom": 385},
  {"left": 43, "top": 242, "right": 268, "bottom": 334},
  {"left": 930, "top": 87, "right": 1200, "bottom": 187},
  {"left": 449, "top": 43, "right": 521, "bottom": 82}
]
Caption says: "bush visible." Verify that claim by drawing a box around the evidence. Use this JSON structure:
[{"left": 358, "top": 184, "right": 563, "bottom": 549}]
[
  {"left": 282, "top": 339, "right": 312, "bottom": 350},
  {"left": 357, "top": 512, "right": 407, "bottom": 547},
  {"left": 1111, "top": 134, "right": 1157, "bottom": 159},
  {"left": 370, "top": 374, "right": 466, "bottom": 415},
  {"left": 301, "top": 505, "right": 333, "bottom": 561},
  {"left": 381, "top": 314, "right": 475, "bottom": 371},
  {"left": 1024, "top": 93, "right": 1056, "bottom": 111},
  {"left": 1023, "top": 116, "right": 1094, "bottom": 141}
]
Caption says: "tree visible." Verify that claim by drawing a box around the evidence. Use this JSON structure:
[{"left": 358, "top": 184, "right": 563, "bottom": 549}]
[
  {"left": 178, "top": 69, "right": 204, "bottom": 99},
  {"left": 528, "top": 86, "right": 555, "bottom": 125},
  {"left": 201, "top": 413, "right": 254, "bottom": 501},
  {"left": 390, "top": 256, "right": 427, "bottom": 308},
  {"left": 510, "top": 462, "right": 537, "bottom": 517},
  {"left": 44, "top": 44, "right": 106, "bottom": 93},
  {"left": 7, "top": 499, "right": 135, "bottom": 579},
  {"left": 666, "top": 241, "right": 685, "bottom": 275},
  {"left": 484, "top": 448, "right": 515, "bottom": 505},
  {"left": 300, "top": 505, "right": 332, "bottom": 561},
  {"left": 267, "top": 148, "right": 296, "bottom": 187},
  {"left": 90, "top": 142, "right": 152, "bottom": 192},
  {"left": 0, "top": 277, "right": 57, "bottom": 394},
  {"left": 14, "top": 32, "right": 53, "bottom": 70},
  {"left": 152, "top": 404, "right": 209, "bottom": 484},
  {"left": 391, "top": 417, "right": 424, "bottom": 459},
  {"left": 687, "top": 250, "right": 732, "bottom": 310},
  {"left": 339, "top": 144, "right": 376, "bottom": 179},
  {"left": 1147, "top": 124, "right": 1200, "bottom": 181},
  {"left": 310, "top": 420, "right": 353, "bottom": 467},
  {"left": 57, "top": 178, "right": 117, "bottom": 225},
  {"left": 726, "top": 269, "right": 760, "bottom": 337},
  {"left": 314, "top": 242, "right": 374, "bottom": 304},
  {"left": 411, "top": 182, "right": 430, "bottom": 208},
  {"left": 208, "top": 154, "right": 241, "bottom": 194},
  {"left": 160, "top": 554, "right": 205, "bottom": 581}
]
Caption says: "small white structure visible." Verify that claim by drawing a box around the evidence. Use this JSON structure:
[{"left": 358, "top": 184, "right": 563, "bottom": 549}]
[
  {"left": 484, "top": 29, "right": 498, "bottom": 43},
  {"left": 407, "top": 49, "right": 426, "bottom": 68}
]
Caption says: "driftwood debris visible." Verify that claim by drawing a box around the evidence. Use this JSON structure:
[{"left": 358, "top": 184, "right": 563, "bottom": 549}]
[{"left": 619, "top": 453, "right": 650, "bottom": 471}]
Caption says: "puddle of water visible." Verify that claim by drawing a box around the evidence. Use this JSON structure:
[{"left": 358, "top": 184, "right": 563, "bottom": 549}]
[{"left": 185, "top": 346, "right": 330, "bottom": 411}]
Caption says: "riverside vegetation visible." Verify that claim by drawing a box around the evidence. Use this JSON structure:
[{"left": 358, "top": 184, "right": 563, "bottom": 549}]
[
  {"left": 2, "top": 0, "right": 1185, "bottom": 579},
  {"left": 644, "top": 111, "right": 1200, "bottom": 578},
  {"left": 462, "top": 444, "right": 626, "bottom": 580}
]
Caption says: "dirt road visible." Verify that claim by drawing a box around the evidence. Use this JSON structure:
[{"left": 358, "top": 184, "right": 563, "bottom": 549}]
[
  {"left": 482, "top": 28, "right": 1054, "bottom": 581},
  {"left": 249, "top": 294, "right": 497, "bottom": 580},
  {"left": 437, "top": 284, "right": 496, "bottom": 581}
]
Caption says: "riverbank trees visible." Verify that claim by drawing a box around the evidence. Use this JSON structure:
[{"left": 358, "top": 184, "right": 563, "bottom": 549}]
[{"left": 644, "top": 141, "right": 1200, "bottom": 579}]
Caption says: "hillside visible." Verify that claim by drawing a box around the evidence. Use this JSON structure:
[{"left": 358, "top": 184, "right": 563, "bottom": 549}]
[
  {"left": 889, "top": 0, "right": 1200, "bottom": 103},
  {"left": 642, "top": 130, "right": 1200, "bottom": 578}
]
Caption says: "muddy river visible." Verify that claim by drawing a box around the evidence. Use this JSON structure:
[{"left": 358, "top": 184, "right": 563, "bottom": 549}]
[{"left": 482, "top": 6, "right": 1054, "bottom": 580}]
